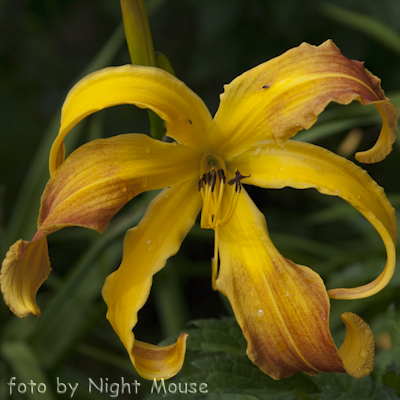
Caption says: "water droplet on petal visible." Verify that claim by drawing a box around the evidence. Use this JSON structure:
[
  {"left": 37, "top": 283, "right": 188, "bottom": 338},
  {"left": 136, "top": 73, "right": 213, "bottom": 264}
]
[
  {"left": 254, "top": 146, "right": 263, "bottom": 156},
  {"left": 144, "top": 146, "right": 151, "bottom": 154},
  {"left": 146, "top": 239, "right": 158, "bottom": 252},
  {"left": 360, "top": 349, "right": 368, "bottom": 358},
  {"left": 320, "top": 312, "right": 326, "bottom": 321},
  {"left": 257, "top": 309, "right": 264, "bottom": 317}
]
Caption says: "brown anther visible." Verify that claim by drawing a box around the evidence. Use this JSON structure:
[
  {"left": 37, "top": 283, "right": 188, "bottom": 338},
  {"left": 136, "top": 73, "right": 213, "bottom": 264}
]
[
  {"left": 203, "top": 171, "right": 211, "bottom": 185},
  {"left": 227, "top": 170, "right": 251, "bottom": 185},
  {"left": 218, "top": 169, "right": 226, "bottom": 183},
  {"left": 210, "top": 168, "right": 217, "bottom": 191},
  {"left": 227, "top": 169, "right": 250, "bottom": 192}
]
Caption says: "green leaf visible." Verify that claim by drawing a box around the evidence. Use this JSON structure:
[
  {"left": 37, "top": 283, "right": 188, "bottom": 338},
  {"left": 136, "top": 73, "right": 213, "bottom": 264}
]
[
  {"left": 382, "top": 364, "right": 400, "bottom": 397},
  {"left": 185, "top": 317, "right": 247, "bottom": 355},
  {"left": 371, "top": 384, "right": 399, "bottom": 400},
  {"left": 183, "top": 353, "right": 317, "bottom": 400},
  {"left": 312, "top": 373, "right": 373, "bottom": 400},
  {"left": 1, "top": 341, "right": 56, "bottom": 400},
  {"left": 321, "top": 3, "right": 400, "bottom": 55},
  {"left": 0, "top": 24, "right": 125, "bottom": 255}
]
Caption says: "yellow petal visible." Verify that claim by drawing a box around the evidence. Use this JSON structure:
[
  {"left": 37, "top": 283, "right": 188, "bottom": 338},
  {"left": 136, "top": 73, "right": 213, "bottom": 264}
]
[
  {"left": 216, "top": 189, "right": 346, "bottom": 379},
  {"left": 0, "top": 236, "right": 51, "bottom": 317},
  {"left": 338, "top": 312, "right": 375, "bottom": 378},
  {"left": 132, "top": 334, "right": 188, "bottom": 380},
  {"left": 208, "top": 40, "right": 396, "bottom": 161},
  {"left": 101, "top": 179, "right": 201, "bottom": 380},
  {"left": 232, "top": 139, "right": 397, "bottom": 299},
  {"left": 49, "top": 65, "right": 212, "bottom": 175},
  {"left": 39, "top": 134, "right": 200, "bottom": 235}
]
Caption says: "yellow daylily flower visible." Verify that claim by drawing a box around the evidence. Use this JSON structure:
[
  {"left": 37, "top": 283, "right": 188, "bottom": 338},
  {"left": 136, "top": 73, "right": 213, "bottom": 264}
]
[{"left": 1, "top": 40, "right": 397, "bottom": 380}]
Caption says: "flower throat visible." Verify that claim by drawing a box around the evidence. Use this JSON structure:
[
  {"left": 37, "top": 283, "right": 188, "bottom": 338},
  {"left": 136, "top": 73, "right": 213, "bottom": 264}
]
[
  {"left": 198, "top": 154, "right": 250, "bottom": 290},
  {"left": 198, "top": 167, "right": 249, "bottom": 229}
]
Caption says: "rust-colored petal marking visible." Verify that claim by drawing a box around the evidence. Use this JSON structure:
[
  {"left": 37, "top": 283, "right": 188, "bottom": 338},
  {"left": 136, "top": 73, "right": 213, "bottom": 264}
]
[
  {"left": 39, "top": 134, "right": 200, "bottom": 235},
  {"left": 209, "top": 40, "right": 396, "bottom": 162},
  {"left": 132, "top": 334, "right": 188, "bottom": 380},
  {"left": 216, "top": 189, "right": 374, "bottom": 379},
  {"left": 0, "top": 236, "right": 51, "bottom": 317}
]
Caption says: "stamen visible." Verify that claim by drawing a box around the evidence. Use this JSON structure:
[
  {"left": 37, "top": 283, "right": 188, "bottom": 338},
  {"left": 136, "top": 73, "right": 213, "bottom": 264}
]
[
  {"left": 210, "top": 168, "right": 217, "bottom": 191},
  {"left": 219, "top": 183, "right": 240, "bottom": 226},
  {"left": 218, "top": 169, "right": 226, "bottom": 183},
  {"left": 210, "top": 179, "right": 225, "bottom": 229},
  {"left": 197, "top": 161, "right": 250, "bottom": 287}
]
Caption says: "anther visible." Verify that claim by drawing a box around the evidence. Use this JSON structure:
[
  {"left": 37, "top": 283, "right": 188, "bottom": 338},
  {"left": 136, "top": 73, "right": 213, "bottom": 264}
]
[
  {"left": 210, "top": 168, "right": 217, "bottom": 191},
  {"left": 227, "top": 169, "right": 251, "bottom": 185},
  {"left": 227, "top": 169, "right": 250, "bottom": 192},
  {"left": 203, "top": 171, "right": 211, "bottom": 185},
  {"left": 218, "top": 169, "right": 225, "bottom": 183}
]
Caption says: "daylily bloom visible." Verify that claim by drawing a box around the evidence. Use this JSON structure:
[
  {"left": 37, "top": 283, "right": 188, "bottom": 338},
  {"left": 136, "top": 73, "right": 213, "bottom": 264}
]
[{"left": 1, "top": 40, "right": 397, "bottom": 381}]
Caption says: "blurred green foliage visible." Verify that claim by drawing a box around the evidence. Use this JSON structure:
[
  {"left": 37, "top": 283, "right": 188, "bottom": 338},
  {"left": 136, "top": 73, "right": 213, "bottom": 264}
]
[{"left": 1, "top": 0, "right": 400, "bottom": 399}]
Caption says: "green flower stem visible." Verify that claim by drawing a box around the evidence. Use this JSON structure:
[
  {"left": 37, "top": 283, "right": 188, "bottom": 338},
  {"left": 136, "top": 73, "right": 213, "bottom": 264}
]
[
  {"left": 120, "top": 0, "right": 166, "bottom": 140},
  {"left": 120, "top": 0, "right": 155, "bottom": 67}
]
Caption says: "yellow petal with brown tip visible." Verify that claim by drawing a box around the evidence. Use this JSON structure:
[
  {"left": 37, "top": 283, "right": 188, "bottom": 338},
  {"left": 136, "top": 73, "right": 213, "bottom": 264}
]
[
  {"left": 356, "top": 101, "right": 397, "bottom": 163},
  {"left": 208, "top": 40, "right": 396, "bottom": 161},
  {"left": 102, "top": 179, "right": 201, "bottom": 379},
  {"left": 0, "top": 236, "right": 51, "bottom": 317},
  {"left": 232, "top": 139, "right": 397, "bottom": 299},
  {"left": 216, "top": 189, "right": 346, "bottom": 379},
  {"left": 338, "top": 312, "right": 375, "bottom": 378},
  {"left": 50, "top": 65, "right": 212, "bottom": 175},
  {"left": 132, "top": 334, "right": 188, "bottom": 380},
  {"left": 39, "top": 134, "right": 200, "bottom": 235}
]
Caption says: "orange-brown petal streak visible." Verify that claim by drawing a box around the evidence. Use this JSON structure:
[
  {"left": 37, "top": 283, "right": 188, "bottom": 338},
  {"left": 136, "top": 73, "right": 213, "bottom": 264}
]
[
  {"left": 0, "top": 236, "right": 51, "bottom": 317},
  {"left": 233, "top": 140, "right": 396, "bottom": 299},
  {"left": 39, "top": 134, "right": 200, "bottom": 235},
  {"left": 216, "top": 189, "right": 346, "bottom": 379},
  {"left": 208, "top": 40, "right": 396, "bottom": 161}
]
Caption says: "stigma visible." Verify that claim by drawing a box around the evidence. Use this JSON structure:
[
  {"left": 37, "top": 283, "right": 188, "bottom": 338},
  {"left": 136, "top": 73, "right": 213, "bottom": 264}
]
[{"left": 198, "top": 167, "right": 250, "bottom": 230}]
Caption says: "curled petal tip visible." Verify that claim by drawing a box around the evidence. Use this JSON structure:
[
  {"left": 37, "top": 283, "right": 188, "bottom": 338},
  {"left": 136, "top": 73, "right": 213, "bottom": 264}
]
[
  {"left": 132, "top": 333, "right": 188, "bottom": 380},
  {"left": 0, "top": 236, "right": 51, "bottom": 318},
  {"left": 338, "top": 312, "right": 375, "bottom": 378},
  {"left": 355, "top": 101, "right": 397, "bottom": 164}
]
